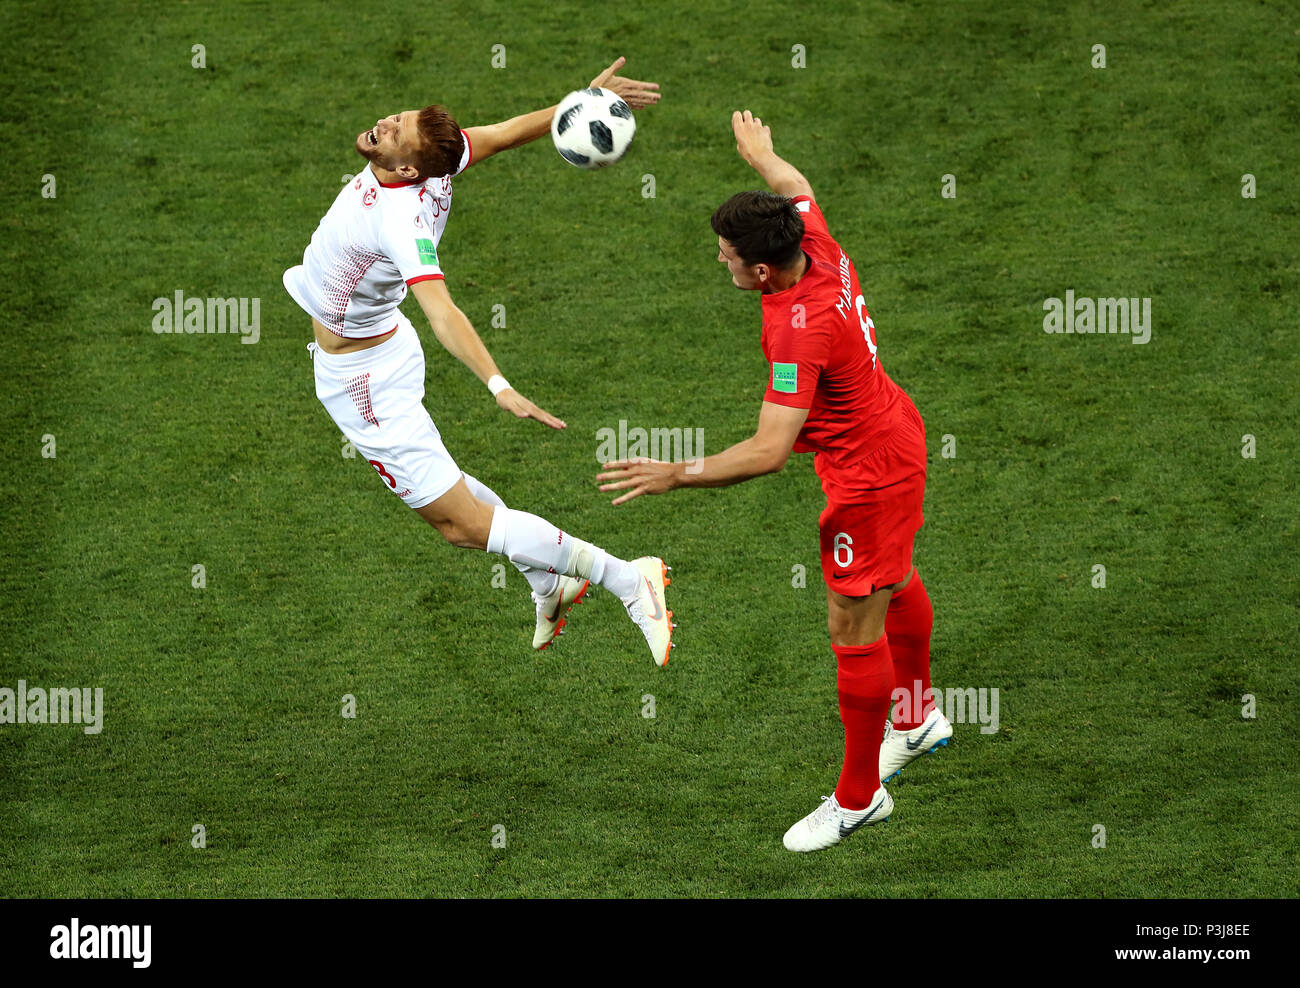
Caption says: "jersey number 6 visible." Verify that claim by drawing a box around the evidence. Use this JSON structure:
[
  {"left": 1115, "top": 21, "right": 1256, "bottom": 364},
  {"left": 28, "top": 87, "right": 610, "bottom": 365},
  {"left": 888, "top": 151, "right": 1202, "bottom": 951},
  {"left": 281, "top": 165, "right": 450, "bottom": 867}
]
[
  {"left": 855, "top": 296, "right": 878, "bottom": 368},
  {"left": 834, "top": 532, "right": 854, "bottom": 567}
]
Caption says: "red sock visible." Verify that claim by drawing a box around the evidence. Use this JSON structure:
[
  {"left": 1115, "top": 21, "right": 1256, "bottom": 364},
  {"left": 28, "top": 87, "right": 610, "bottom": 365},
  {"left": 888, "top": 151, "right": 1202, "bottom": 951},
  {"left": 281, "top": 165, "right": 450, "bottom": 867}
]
[
  {"left": 833, "top": 637, "right": 895, "bottom": 810},
  {"left": 886, "top": 572, "right": 934, "bottom": 730}
]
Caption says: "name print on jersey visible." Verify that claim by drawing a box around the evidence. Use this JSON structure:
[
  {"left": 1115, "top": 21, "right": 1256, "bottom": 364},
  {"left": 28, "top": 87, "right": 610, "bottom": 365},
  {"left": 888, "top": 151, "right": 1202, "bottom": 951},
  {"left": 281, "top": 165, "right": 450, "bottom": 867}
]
[{"left": 829, "top": 252, "right": 878, "bottom": 369}]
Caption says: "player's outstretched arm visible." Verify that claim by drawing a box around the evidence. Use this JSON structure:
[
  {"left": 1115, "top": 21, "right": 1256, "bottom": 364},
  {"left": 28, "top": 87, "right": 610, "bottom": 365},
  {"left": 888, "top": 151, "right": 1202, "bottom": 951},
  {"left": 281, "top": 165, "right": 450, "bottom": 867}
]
[
  {"left": 731, "top": 110, "right": 814, "bottom": 201},
  {"left": 461, "top": 56, "right": 660, "bottom": 168},
  {"left": 410, "top": 279, "right": 565, "bottom": 430},
  {"left": 596, "top": 401, "right": 808, "bottom": 505}
]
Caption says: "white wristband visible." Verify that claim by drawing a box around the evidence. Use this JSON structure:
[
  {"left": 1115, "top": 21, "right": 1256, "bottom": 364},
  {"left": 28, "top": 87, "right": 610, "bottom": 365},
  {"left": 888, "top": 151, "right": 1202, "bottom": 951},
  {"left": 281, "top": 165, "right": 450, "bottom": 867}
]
[{"left": 487, "top": 374, "right": 511, "bottom": 396}]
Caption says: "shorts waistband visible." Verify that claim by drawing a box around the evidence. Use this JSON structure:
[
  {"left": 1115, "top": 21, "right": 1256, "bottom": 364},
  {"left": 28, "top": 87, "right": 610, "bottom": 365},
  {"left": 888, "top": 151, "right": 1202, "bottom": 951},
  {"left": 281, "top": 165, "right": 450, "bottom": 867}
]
[{"left": 311, "top": 316, "right": 417, "bottom": 372}]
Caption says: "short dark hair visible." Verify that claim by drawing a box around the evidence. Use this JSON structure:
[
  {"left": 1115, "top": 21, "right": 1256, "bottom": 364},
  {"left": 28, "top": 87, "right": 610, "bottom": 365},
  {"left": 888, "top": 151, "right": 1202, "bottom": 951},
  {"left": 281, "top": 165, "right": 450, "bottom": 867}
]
[
  {"left": 710, "top": 190, "right": 805, "bottom": 268},
  {"left": 414, "top": 105, "right": 465, "bottom": 180}
]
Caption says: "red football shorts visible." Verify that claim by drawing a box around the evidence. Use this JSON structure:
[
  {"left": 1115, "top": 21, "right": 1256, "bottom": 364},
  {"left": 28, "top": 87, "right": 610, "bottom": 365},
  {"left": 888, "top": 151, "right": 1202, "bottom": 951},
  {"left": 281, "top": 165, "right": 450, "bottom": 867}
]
[{"left": 818, "top": 401, "right": 927, "bottom": 597}]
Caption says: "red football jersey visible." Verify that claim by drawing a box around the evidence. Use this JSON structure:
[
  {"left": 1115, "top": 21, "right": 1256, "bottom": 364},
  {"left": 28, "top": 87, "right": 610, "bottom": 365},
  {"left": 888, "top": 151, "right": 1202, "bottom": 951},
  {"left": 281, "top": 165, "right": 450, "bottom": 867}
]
[{"left": 760, "top": 195, "right": 912, "bottom": 495}]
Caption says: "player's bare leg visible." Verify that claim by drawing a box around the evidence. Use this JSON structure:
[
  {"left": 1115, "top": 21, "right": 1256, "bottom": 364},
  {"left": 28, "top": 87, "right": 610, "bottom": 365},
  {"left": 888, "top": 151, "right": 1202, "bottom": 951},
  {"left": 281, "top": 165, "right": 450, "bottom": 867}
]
[
  {"left": 826, "top": 582, "right": 894, "bottom": 646},
  {"left": 784, "top": 584, "right": 898, "bottom": 852},
  {"left": 413, "top": 478, "right": 672, "bottom": 663},
  {"left": 879, "top": 566, "right": 951, "bottom": 781},
  {"left": 413, "top": 477, "right": 495, "bottom": 548}
]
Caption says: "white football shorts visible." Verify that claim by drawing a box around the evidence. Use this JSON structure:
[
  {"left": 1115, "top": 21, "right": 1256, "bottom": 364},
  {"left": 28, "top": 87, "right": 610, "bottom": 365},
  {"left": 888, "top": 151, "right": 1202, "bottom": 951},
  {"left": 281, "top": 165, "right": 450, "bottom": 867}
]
[{"left": 311, "top": 311, "right": 462, "bottom": 509}]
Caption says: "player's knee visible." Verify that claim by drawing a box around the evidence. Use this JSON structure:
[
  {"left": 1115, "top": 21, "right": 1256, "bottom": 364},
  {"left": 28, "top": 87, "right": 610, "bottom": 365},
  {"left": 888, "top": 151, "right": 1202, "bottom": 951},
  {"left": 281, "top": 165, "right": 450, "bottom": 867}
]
[
  {"left": 826, "top": 608, "right": 845, "bottom": 640},
  {"left": 432, "top": 518, "right": 471, "bottom": 548},
  {"left": 826, "top": 595, "right": 887, "bottom": 646},
  {"left": 432, "top": 516, "right": 487, "bottom": 550},
  {"left": 827, "top": 607, "right": 858, "bottom": 644},
  {"left": 829, "top": 617, "right": 886, "bottom": 647},
  {"left": 435, "top": 503, "right": 493, "bottom": 549},
  {"left": 417, "top": 487, "right": 493, "bottom": 549}
]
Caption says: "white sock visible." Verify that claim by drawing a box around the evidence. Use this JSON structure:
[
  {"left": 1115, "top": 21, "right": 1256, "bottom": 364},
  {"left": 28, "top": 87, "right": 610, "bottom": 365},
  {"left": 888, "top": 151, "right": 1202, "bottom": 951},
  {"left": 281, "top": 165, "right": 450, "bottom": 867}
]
[
  {"left": 595, "top": 553, "right": 640, "bottom": 602},
  {"left": 485, "top": 504, "right": 639, "bottom": 602},
  {"left": 463, "top": 473, "right": 557, "bottom": 598}
]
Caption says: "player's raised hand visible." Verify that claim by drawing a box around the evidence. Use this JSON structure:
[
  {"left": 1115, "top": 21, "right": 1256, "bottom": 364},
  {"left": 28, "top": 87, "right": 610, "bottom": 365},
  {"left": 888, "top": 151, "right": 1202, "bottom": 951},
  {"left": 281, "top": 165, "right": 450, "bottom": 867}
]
[
  {"left": 732, "top": 109, "right": 774, "bottom": 165},
  {"left": 496, "top": 388, "right": 566, "bottom": 430},
  {"left": 589, "top": 56, "right": 661, "bottom": 109},
  {"left": 596, "top": 458, "right": 677, "bottom": 506}
]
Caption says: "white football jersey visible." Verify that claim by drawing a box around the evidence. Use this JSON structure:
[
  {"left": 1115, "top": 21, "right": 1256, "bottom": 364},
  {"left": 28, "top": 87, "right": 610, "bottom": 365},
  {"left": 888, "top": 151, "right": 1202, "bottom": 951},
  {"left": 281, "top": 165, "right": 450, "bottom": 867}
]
[{"left": 284, "top": 131, "right": 473, "bottom": 338}]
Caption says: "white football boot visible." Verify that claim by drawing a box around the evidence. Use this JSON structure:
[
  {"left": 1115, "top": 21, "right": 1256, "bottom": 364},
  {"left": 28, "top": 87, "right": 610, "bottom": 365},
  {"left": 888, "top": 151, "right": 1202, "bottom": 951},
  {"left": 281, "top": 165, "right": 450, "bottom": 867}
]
[
  {"left": 622, "top": 557, "right": 674, "bottom": 666},
  {"left": 783, "top": 786, "right": 893, "bottom": 853},
  {"left": 532, "top": 575, "right": 590, "bottom": 651},
  {"left": 878, "top": 707, "right": 953, "bottom": 782}
]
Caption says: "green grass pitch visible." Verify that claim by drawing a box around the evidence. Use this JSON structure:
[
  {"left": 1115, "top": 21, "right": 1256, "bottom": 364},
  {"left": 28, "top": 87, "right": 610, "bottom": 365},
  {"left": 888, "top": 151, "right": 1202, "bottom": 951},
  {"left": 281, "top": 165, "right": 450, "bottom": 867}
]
[{"left": 2, "top": 0, "right": 1296, "bottom": 897}]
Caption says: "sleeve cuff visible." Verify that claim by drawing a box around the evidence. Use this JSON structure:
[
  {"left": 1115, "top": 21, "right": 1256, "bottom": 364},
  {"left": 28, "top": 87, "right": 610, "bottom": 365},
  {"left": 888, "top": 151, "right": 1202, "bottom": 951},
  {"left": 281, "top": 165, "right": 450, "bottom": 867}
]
[
  {"left": 459, "top": 129, "right": 474, "bottom": 172},
  {"left": 763, "top": 390, "right": 814, "bottom": 410}
]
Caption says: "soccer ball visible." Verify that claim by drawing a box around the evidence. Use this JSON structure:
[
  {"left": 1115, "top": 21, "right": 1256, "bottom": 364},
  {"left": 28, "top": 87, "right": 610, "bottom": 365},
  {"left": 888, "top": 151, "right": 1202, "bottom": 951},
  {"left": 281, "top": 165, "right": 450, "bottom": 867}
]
[{"left": 551, "top": 87, "right": 636, "bottom": 169}]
